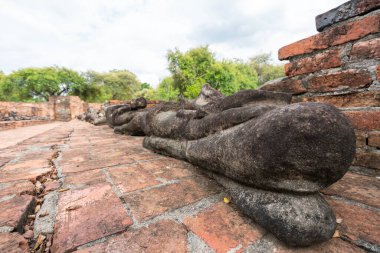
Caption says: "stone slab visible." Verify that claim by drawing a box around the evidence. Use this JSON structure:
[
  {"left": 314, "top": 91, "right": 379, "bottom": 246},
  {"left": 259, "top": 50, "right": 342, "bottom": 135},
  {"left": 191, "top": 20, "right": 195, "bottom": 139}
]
[
  {"left": 75, "top": 220, "right": 187, "bottom": 253},
  {"left": 0, "top": 232, "right": 30, "bottom": 253},
  {"left": 124, "top": 177, "right": 221, "bottom": 221},
  {"left": 0, "top": 195, "right": 35, "bottom": 232},
  {"left": 52, "top": 183, "right": 133, "bottom": 253},
  {"left": 316, "top": 0, "right": 380, "bottom": 31},
  {"left": 322, "top": 172, "right": 380, "bottom": 208},
  {"left": 184, "top": 202, "right": 265, "bottom": 252}
]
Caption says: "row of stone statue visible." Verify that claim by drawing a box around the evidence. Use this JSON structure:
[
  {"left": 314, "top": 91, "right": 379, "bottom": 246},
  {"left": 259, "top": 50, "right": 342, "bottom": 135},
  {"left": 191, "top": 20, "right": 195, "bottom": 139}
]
[{"left": 103, "top": 84, "right": 356, "bottom": 247}]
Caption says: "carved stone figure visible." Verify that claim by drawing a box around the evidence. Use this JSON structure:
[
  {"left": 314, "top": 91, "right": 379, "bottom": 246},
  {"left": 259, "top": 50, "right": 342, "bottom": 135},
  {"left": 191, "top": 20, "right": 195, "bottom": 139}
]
[{"left": 105, "top": 84, "right": 356, "bottom": 246}]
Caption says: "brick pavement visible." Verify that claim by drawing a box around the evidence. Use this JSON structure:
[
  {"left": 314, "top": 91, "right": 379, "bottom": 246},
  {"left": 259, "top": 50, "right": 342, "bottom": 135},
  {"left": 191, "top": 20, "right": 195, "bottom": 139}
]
[{"left": 0, "top": 120, "right": 378, "bottom": 252}]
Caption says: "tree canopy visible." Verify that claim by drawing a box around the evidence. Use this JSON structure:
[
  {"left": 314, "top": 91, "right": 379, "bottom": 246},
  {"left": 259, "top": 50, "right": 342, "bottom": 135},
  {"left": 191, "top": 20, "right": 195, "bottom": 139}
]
[
  {"left": 0, "top": 46, "right": 284, "bottom": 103},
  {"left": 165, "top": 46, "right": 283, "bottom": 99}
]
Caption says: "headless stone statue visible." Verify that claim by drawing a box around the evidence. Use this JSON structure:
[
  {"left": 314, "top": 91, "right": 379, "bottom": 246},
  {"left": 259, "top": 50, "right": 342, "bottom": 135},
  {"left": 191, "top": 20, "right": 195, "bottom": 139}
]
[{"left": 106, "top": 84, "right": 356, "bottom": 246}]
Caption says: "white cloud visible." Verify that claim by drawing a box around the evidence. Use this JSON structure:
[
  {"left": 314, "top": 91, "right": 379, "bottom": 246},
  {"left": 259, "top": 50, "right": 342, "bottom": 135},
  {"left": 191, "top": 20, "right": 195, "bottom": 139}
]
[{"left": 0, "top": 0, "right": 347, "bottom": 86}]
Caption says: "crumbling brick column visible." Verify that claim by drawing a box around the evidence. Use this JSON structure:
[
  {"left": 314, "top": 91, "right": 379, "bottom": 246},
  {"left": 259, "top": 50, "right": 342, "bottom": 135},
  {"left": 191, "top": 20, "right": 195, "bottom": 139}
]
[{"left": 261, "top": 0, "right": 380, "bottom": 173}]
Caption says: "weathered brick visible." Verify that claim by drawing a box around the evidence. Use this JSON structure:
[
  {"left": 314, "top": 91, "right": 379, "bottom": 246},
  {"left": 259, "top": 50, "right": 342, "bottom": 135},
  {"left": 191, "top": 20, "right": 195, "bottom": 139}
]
[
  {"left": 316, "top": 0, "right": 380, "bottom": 32},
  {"left": 254, "top": 235, "right": 364, "bottom": 253},
  {"left": 61, "top": 156, "right": 135, "bottom": 174},
  {"left": 351, "top": 37, "right": 380, "bottom": 61},
  {"left": 52, "top": 183, "right": 133, "bottom": 253},
  {"left": 322, "top": 172, "right": 380, "bottom": 208},
  {"left": 279, "top": 14, "right": 380, "bottom": 60},
  {"left": 0, "top": 233, "right": 30, "bottom": 253},
  {"left": 138, "top": 157, "right": 195, "bottom": 181},
  {"left": 184, "top": 202, "right": 265, "bottom": 253},
  {"left": 0, "top": 180, "right": 35, "bottom": 199},
  {"left": 295, "top": 91, "right": 380, "bottom": 107},
  {"left": 368, "top": 131, "right": 380, "bottom": 147},
  {"left": 124, "top": 177, "right": 220, "bottom": 221},
  {"left": 259, "top": 77, "right": 306, "bottom": 95},
  {"left": 307, "top": 69, "right": 372, "bottom": 92},
  {"left": 0, "top": 195, "right": 35, "bottom": 232},
  {"left": 327, "top": 197, "right": 380, "bottom": 245},
  {"left": 0, "top": 166, "right": 52, "bottom": 184},
  {"left": 353, "top": 151, "right": 380, "bottom": 169},
  {"left": 355, "top": 131, "right": 367, "bottom": 148},
  {"left": 343, "top": 110, "right": 380, "bottom": 131},
  {"left": 285, "top": 49, "right": 342, "bottom": 77},
  {"left": 43, "top": 180, "right": 60, "bottom": 192},
  {"left": 64, "top": 169, "right": 107, "bottom": 186},
  {"left": 108, "top": 164, "right": 160, "bottom": 194},
  {"left": 75, "top": 220, "right": 187, "bottom": 253}
]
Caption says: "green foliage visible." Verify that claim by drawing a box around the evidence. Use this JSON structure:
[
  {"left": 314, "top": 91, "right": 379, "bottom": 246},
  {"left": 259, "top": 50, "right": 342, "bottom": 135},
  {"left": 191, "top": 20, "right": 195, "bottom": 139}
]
[
  {"left": 166, "top": 46, "right": 261, "bottom": 98},
  {"left": 249, "top": 53, "right": 284, "bottom": 86},
  {"left": 140, "top": 82, "right": 152, "bottom": 90},
  {"left": 167, "top": 46, "right": 215, "bottom": 99},
  {"left": 0, "top": 67, "right": 86, "bottom": 102},
  {"left": 85, "top": 70, "right": 141, "bottom": 101},
  {"left": 0, "top": 50, "right": 284, "bottom": 103}
]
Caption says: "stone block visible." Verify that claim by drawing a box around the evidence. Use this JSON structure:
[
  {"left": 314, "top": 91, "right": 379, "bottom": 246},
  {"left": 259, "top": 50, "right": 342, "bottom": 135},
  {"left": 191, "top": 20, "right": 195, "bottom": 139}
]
[
  {"left": 108, "top": 164, "right": 160, "bottom": 194},
  {"left": 52, "top": 183, "right": 133, "bottom": 253},
  {"left": 123, "top": 177, "right": 220, "bottom": 221},
  {"left": 296, "top": 91, "right": 380, "bottom": 108},
  {"left": 137, "top": 158, "right": 195, "bottom": 181},
  {"left": 75, "top": 220, "right": 187, "bottom": 253},
  {"left": 306, "top": 69, "right": 372, "bottom": 92},
  {"left": 0, "top": 180, "right": 35, "bottom": 199},
  {"left": 353, "top": 151, "right": 380, "bottom": 169},
  {"left": 259, "top": 77, "right": 306, "bottom": 95},
  {"left": 368, "top": 131, "right": 380, "bottom": 147},
  {"left": 279, "top": 14, "right": 380, "bottom": 60},
  {"left": 350, "top": 37, "right": 380, "bottom": 61},
  {"left": 327, "top": 197, "right": 380, "bottom": 246},
  {"left": 285, "top": 49, "right": 342, "bottom": 76},
  {"left": 0, "top": 195, "right": 35, "bottom": 232},
  {"left": 0, "top": 232, "right": 30, "bottom": 253},
  {"left": 344, "top": 109, "right": 380, "bottom": 131},
  {"left": 316, "top": 0, "right": 380, "bottom": 31},
  {"left": 322, "top": 172, "right": 380, "bottom": 208},
  {"left": 184, "top": 202, "right": 265, "bottom": 252}
]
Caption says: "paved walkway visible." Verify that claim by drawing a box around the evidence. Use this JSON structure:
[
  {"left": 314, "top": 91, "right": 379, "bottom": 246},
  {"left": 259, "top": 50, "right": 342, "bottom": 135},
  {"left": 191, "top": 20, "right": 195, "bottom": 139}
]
[
  {"left": 0, "top": 122, "right": 62, "bottom": 149},
  {"left": 0, "top": 120, "right": 378, "bottom": 253}
]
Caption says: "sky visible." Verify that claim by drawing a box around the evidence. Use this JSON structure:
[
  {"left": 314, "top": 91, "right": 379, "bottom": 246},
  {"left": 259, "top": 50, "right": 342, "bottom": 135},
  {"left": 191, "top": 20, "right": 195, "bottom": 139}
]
[{"left": 0, "top": 0, "right": 347, "bottom": 86}]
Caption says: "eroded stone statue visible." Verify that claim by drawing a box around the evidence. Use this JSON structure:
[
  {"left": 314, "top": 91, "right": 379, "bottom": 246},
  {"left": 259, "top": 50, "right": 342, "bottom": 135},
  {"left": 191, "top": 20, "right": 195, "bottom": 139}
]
[{"left": 105, "top": 84, "right": 356, "bottom": 246}]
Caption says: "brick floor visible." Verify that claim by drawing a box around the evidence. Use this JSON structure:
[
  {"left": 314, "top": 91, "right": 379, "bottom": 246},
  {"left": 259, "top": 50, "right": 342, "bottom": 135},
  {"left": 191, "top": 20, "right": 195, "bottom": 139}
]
[{"left": 0, "top": 120, "right": 378, "bottom": 253}]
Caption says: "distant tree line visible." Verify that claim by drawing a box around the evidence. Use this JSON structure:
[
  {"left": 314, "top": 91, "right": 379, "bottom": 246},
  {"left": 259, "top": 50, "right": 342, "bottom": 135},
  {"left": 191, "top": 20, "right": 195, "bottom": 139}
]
[{"left": 0, "top": 46, "right": 284, "bottom": 103}]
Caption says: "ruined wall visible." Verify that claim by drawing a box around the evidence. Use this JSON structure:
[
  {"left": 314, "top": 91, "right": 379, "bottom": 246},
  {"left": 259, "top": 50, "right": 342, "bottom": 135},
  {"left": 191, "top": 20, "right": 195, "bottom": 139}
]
[
  {"left": 48, "top": 96, "right": 88, "bottom": 121},
  {"left": 0, "top": 101, "right": 51, "bottom": 120},
  {"left": 260, "top": 0, "right": 380, "bottom": 173}
]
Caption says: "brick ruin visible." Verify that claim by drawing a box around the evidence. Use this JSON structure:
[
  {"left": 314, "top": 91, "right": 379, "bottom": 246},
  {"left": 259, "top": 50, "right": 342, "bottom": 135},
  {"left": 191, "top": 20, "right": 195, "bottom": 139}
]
[
  {"left": 0, "top": 1, "right": 379, "bottom": 252},
  {"left": 0, "top": 97, "right": 159, "bottom": 130},
  {"left": 260, "top": 0, "right": 380, "bottom": 175}
]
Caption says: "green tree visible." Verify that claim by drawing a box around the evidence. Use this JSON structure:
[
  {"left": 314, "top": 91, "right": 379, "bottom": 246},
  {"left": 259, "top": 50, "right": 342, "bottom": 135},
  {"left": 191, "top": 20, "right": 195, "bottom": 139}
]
[
  {"left": 1, "top": 67, "right": 86, "bottom": 101},
  {"left": 167, "top": 46, "right": 215, "bottom": 99},
  {"left": 87, "top": 70, "right": 141, "bottom": 100},
  {"left": 166, "top": 46, "right": 259, "bottom": 98},
  {"left": 249, "top": 53, "right": 284, "bottom": 86}
]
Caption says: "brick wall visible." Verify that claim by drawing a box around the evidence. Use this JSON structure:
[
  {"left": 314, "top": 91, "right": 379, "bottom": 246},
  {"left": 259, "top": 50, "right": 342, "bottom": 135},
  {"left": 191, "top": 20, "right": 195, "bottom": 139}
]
[
  {"left": 260, "top": 0, "right": 380, "bottom": 173},
  {"left": 0, "top": 101, "right": 50, "bottom": 119}
]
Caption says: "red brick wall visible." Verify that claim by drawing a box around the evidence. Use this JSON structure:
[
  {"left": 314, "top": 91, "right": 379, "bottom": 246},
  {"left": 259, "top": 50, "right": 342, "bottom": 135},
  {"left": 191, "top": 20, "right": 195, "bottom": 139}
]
[
  {"left": 0, "top": 101, "right": 51, "bottom": 119},
  {"left": 260, "top": 0, "right": 380, "bottom": 172}
]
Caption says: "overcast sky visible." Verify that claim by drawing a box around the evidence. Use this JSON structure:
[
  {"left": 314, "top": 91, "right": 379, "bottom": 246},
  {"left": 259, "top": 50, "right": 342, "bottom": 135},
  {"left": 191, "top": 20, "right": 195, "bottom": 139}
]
[{"left": 0, "top": 0, "right": 347, "bottom": 86}]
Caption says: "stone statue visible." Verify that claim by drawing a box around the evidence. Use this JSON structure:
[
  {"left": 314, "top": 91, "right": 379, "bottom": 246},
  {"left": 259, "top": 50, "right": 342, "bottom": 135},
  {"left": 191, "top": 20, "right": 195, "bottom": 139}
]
[{"left": 105, "top": 84, "right": 356, "bottom": 246}]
